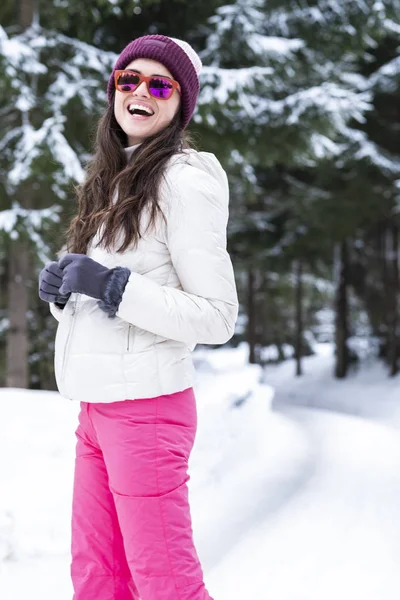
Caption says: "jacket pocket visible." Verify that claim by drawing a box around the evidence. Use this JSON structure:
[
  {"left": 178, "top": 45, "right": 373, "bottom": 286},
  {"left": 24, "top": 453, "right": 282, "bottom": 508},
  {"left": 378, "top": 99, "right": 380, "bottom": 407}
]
[{"left": 126, "top": 324, "right": 135, "bottom": 351}]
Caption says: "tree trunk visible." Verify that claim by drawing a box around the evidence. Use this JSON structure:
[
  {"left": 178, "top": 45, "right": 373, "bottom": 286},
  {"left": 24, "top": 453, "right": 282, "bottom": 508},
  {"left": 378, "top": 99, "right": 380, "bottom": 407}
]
[
  {"left": 387, "top": 224, "right": 399, "bottom": 376},
  {"left": 7, "top": 238, "right": 31, "bottom": 388},
  {"left": 19, "top": 0, "right": 36, "bottom": 30},
  {"left": 294, "top": 259, "right": 303, "bottom": 376},
  {"left": 247, "top": 267, "right": 257, "bottom": 364},
  {"left": 335, "top": 240, "right": 349, "bottom": 379},
  {"left": 6, "top": 0, "right": 37, "bottom": 388}
]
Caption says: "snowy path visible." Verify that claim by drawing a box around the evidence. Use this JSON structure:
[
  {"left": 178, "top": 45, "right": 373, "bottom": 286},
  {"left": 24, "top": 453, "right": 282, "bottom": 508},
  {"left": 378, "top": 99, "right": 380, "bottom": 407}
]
[
  {"left": 267, "top": 343, "right": 400, "bottom": 426},
  {"left": 206, "top": 345, "right": 400, "bottom": 599}
]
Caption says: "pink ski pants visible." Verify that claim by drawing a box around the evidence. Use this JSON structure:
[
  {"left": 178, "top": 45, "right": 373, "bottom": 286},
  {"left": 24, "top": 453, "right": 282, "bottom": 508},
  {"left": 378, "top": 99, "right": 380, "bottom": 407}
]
[{"left": 71, "top": 387, "right": 213, "bottom": 600}]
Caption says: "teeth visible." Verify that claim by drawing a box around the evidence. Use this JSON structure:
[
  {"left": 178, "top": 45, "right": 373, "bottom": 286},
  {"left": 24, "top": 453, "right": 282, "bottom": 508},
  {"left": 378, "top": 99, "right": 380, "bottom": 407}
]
[{"left": 128, "top": 103, "right": 154, "bottom": 116}]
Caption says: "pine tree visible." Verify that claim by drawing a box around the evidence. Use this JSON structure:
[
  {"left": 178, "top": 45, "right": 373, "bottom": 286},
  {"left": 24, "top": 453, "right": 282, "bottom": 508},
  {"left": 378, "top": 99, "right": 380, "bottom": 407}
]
[
  {"left": 197, "top": 0, "right": 400, "bottom": 372},
  {"left": 0, "top": 3, "right": 115, "bottom": 386}
]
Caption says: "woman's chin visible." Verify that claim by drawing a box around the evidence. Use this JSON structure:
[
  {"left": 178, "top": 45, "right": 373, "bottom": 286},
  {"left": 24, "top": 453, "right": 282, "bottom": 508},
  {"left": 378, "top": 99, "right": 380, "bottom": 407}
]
[{"left": 124, "top": 120, "right": 158, "bottom": 142}]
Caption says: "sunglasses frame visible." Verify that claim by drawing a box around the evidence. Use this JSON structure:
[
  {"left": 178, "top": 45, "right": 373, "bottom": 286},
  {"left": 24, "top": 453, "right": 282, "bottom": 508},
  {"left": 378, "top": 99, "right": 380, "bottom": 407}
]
[{"left": 114, "top": 70, "right": 181, "bottom": 100}]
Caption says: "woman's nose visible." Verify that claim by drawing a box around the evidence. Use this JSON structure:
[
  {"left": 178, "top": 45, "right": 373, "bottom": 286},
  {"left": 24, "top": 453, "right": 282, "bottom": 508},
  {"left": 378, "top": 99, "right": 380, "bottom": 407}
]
[{"left": 133, "top": 80, "right": 150, "bottom": 97}]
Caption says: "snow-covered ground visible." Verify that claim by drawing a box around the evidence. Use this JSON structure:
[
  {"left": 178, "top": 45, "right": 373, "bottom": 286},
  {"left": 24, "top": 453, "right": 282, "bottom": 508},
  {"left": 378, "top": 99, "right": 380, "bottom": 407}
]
[{"left": 1, "top": 343, "right": 400, "bottom": 599}]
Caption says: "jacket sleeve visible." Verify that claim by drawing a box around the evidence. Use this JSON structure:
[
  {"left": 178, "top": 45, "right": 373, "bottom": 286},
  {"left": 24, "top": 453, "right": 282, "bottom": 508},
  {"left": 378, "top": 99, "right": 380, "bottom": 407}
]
[{"left": 116, "top": 161, "right": 239, "bottom": 346}]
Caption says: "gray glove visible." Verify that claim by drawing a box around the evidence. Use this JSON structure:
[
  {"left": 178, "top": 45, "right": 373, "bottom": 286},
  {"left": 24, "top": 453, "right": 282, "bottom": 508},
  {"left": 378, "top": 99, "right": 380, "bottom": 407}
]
[
  {"left": 39, "top": 261, "right": 71, "bottom": 307},
  {"left": 58, "top": 253, "right": 131, "bottom": 318}
]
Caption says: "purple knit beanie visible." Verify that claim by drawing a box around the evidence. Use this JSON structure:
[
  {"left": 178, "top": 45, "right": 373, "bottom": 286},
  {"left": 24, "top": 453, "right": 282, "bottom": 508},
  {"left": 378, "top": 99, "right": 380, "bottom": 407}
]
[{"left": 107, "top": 35, "right": 202, "bottom": 129}]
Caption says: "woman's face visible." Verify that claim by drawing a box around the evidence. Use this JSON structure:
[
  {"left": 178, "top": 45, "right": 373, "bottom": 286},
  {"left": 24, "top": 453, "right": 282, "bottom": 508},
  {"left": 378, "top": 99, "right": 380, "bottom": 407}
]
[{"left": 114, "top": 58, "right": 181, "bottom": 147}]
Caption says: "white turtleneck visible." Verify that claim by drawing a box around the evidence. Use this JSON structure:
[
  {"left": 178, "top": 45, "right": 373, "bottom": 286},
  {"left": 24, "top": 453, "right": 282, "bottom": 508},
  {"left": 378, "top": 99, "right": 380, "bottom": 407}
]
[{"left": 124, "top": 143, "right": 141, "bottom": 159}]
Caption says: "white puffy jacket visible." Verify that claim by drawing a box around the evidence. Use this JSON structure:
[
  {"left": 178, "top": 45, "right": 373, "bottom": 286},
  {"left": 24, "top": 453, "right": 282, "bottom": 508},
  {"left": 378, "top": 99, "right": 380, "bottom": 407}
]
[{"left": 49, "top": 145, "right": 238, "bottom": 403}]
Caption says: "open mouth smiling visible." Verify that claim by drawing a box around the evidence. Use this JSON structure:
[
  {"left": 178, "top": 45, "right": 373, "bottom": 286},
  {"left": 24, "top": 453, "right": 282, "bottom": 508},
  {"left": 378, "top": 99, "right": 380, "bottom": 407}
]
[{"left": 127, "top": 103, "right": 155, "bottom": 117}]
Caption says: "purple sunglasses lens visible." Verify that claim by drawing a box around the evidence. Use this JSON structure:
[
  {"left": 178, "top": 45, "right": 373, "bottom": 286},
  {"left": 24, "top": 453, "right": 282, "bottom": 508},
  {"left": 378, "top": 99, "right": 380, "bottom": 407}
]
[
  {"left": 118, "top": 73, "right": 140, "bottom": 92},
  {"left": 149, "top": 78, "right": 174, "bottom": 99}
]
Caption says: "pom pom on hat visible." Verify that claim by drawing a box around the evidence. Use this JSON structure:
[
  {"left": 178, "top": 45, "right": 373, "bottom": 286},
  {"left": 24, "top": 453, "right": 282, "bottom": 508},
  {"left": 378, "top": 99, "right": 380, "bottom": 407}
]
[{"left": 107, "top": 34, "right": 202, "bottom": 129}]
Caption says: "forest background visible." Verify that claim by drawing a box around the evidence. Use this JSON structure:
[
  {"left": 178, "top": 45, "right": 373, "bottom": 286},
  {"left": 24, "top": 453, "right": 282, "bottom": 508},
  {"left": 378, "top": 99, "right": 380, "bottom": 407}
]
[{"left": 0, "top": 0, "right": 399, "bottom": 391}]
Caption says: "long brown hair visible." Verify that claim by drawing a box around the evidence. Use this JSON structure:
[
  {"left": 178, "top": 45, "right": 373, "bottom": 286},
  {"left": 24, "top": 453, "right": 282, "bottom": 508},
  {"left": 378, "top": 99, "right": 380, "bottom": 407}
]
[{"left": 63, "top": 102, "right": 196, "bottom": 255}]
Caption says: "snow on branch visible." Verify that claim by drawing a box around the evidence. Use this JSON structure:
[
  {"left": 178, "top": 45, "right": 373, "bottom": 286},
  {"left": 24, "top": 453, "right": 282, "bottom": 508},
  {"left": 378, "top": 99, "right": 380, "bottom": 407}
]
[
  {"left": 0, "top": 204, "right": 63, "bottom": 262},
  {"left": 368, "top": 55, "right": 400, "bottom": 93},
  {"left": 248, "top": 34, "right": 304, "bottom": 57},
  {"left": 1, "top": 24, "right": 113, "bottom": 191},
  {"left": 8, "top": 118, "right": 84, "bottom": 191},
  {"left": 199, "top": 68, "right": 371, "bottom": 133},
  {"left": 199, "top": 65, "right": 274, "bottom": 105},
  {"left": 0, "top": 25, "right": 46, "bottom": 75},
  {"left": 0, "top": 205, "right": 61, "bottom": 234},
  {"left": 309, "top": 133, "right": 342, "bottom": 159},
  {"left": 265, "top": 0, "right": 395, "bottom": 38},
  {"left": 281, "top": 83, "right": 371, "bottom": 128},
  {"left": 339, "top": 127, "right": 400, "bottom": 173},
  {"left": 384, "top": 18, "right": 400, "bottom": 35}
]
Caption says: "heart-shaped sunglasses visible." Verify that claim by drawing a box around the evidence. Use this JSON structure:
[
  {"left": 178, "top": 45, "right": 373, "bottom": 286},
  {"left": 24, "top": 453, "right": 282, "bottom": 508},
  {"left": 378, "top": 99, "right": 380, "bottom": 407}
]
[{"left": 114, "top": 70, "right": 181, "bottom": 100}]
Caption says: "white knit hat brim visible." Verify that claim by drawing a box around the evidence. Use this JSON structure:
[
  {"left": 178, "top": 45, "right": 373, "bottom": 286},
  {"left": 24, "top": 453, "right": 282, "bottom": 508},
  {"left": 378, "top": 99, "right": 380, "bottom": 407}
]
[{"left": 170, "top": 37, "right": 203, "bottom": 75}]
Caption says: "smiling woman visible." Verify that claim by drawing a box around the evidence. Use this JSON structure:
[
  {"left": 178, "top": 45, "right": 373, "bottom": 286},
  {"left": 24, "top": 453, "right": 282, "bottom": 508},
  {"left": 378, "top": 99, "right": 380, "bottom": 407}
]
[{"left": 38, "top": 33, "right": 238, "bottom": 600}]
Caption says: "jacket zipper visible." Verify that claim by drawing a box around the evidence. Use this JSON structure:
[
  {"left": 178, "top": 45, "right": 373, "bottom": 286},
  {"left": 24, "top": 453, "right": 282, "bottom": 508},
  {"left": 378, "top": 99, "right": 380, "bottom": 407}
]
[{"left": 61, "top": 294, "right": 80, "bottom": 388}]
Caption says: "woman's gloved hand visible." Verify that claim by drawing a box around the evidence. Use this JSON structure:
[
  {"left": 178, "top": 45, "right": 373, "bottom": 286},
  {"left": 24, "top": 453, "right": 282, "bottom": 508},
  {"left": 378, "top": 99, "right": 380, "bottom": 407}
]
[
  {"left": 39, "top": 261, "right": 71, "bottom": 306},
  {"left": 58, "top": 254, "right": 131, "bottom": 318}
]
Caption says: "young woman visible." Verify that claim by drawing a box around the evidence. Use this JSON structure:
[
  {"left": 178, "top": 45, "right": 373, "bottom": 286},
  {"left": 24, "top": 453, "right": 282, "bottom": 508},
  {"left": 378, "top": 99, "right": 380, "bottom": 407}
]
[{"left": 39, "top": 34, "right": 238, "bottom": 600}]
